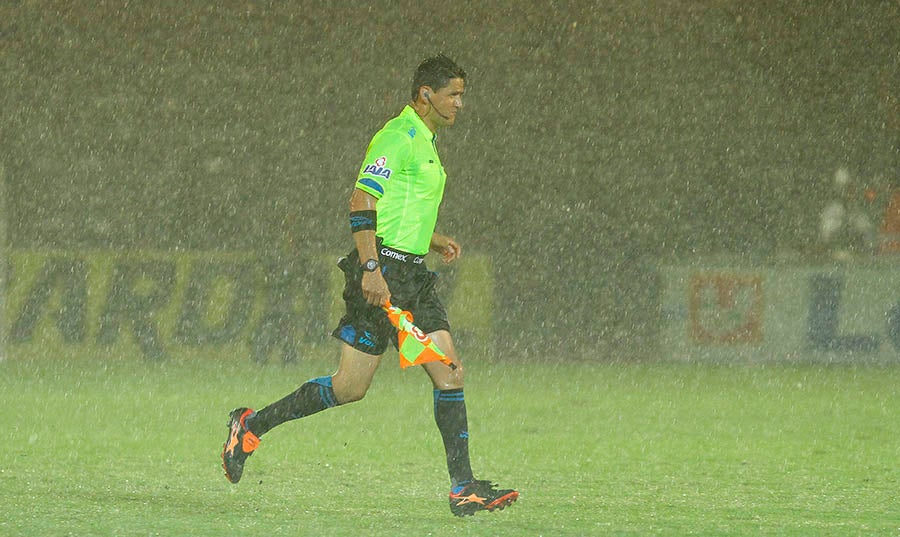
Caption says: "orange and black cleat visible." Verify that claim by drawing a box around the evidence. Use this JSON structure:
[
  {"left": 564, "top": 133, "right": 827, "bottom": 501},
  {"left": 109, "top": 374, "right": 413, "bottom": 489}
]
[
  {"left": 221, "top": 408, "right": 260, "bottom": 484},
  {"left": 448, "top": 480, "right": 519, "bottom": 517}
]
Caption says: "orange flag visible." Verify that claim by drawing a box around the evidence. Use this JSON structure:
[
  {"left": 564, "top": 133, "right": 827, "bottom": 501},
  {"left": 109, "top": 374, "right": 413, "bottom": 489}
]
[{"left": 382, "top": 301, "right": 456, "bottom": 369}]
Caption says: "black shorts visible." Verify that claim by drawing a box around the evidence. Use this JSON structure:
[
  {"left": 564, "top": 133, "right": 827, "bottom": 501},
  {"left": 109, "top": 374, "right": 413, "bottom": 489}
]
[{"left": 331, "top": 244, "right": 450, "bottom": 355}]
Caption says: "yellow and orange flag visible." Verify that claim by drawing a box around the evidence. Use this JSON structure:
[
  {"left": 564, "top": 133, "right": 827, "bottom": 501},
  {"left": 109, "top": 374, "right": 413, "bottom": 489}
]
[{"left": 382, "top": 301, "right": 456, "bottom": 369}]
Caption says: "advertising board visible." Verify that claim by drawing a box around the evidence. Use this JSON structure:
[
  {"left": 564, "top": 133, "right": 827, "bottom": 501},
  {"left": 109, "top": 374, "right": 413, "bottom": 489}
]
[{"left": 661, "top": 263, "right": 900, "bottom": 362}]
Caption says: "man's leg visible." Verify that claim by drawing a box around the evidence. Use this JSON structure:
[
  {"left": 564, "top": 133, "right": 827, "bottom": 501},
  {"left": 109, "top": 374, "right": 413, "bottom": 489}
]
[
  {"left": 222, "top": 344, "right": 381, "bottom": 483},
  {"left": 422, "top": 331, "right": 473, "bottom": 487},
  {"left": 248, "top": 344, "right": 381, "bottom": 435},
  {"left": 423, "top": 330, "right": 518, "bottom": 516}
]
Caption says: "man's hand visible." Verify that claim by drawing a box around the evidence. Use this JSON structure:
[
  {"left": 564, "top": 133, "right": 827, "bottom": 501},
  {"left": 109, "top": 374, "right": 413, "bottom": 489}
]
[
  {"left": 361, "top": 270, "right": 391, "bottom": 307},
  {"left": 430, "top": 233, "right": 462, "bottom": 264}
]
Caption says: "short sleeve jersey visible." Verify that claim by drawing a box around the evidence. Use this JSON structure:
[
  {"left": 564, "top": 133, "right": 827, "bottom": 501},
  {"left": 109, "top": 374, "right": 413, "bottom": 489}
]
[{"left": 354, "top": 106, "right": 447, "bottom": 255}]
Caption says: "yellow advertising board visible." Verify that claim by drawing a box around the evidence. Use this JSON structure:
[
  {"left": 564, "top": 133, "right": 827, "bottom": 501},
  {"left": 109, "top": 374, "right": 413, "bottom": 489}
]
[{"left": 5, "top": 250, "right": 494, "bottom": 363}]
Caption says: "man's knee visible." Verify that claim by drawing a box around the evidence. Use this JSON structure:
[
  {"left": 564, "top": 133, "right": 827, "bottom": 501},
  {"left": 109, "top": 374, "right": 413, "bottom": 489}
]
[
  {"left": 332, "top": 343, "right": 381, "bottom": 404},
  {"left": 424, "top": 361, "right": 464, "bottom": 391}
]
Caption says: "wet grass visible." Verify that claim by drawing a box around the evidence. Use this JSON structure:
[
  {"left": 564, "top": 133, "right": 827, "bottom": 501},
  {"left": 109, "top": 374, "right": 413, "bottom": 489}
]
[{"left": 3, "top": 351, "right": 898, "bottom": 536}]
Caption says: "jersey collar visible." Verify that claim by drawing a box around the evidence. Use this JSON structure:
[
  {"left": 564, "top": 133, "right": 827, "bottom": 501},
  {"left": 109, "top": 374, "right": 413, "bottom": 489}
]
[{"left": 401, "top": 105, "right": 436, "bottom": 141}]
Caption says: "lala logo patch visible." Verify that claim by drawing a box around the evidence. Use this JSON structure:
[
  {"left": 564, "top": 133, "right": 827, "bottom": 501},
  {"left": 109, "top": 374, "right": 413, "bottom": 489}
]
[{"left": 363, "top": 156, "right": 392, "bottom": 179}]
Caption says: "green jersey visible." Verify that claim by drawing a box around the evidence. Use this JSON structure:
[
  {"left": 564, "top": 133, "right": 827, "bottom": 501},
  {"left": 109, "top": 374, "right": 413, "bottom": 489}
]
[{"left": 354, "top": 106, "right": 447, "bottom": 255}]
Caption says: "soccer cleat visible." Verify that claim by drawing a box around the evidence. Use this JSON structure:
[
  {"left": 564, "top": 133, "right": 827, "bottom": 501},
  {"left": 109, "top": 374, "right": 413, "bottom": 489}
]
[
  {"left": 221, "top": 407, "right": 260, "bottom": 484},
  {"left": 448, "top": 480, "right": 519, "bottom": 517}
]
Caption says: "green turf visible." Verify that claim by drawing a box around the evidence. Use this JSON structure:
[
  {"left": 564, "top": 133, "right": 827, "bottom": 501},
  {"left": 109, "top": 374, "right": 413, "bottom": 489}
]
[{"left": 3, "top": 350, "right": 898, "bottom": 536}]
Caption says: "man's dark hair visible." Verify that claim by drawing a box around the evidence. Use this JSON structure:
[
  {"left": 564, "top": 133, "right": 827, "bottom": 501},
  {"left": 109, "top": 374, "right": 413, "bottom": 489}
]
[{"left": 411, "top": 54, "right": 467, "bottom": 100}]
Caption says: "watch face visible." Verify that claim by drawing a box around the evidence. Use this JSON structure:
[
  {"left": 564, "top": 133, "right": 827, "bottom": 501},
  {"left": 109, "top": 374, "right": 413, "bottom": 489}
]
[{"left": 364, "top": 259, "right": 378, "bottom": 272}]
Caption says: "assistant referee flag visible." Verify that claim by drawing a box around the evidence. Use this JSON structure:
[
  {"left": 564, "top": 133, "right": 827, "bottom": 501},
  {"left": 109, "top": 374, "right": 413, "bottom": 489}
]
[{"left": 382, "top": 301, "right": 456, "bottom": 369}]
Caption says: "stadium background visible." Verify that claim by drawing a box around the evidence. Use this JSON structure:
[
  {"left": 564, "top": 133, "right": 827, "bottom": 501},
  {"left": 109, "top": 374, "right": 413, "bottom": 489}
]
[{"left": 2, "top": 1, "right": 897, "bottom": 360}]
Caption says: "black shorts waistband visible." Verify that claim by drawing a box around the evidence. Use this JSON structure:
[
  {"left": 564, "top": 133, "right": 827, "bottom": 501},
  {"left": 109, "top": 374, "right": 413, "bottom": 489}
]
[{"left": 377, "top": 242, "right": 427, "bottom": 265}]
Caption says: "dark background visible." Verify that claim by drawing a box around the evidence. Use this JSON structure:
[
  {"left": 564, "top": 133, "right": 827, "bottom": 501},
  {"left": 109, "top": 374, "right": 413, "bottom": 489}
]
[{"left": 2, "top": 1, "right": 897, "bottom": 357}]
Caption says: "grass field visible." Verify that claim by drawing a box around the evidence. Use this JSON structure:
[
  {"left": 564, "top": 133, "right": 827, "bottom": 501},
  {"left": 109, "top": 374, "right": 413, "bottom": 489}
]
[{"left": 3, "top": 350, "right": 898, "bottom": 536}]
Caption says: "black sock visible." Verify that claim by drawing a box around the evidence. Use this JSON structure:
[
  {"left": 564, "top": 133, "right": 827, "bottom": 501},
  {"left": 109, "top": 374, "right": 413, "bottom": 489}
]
[
  {"left": 246, "top": 376, "right": 338, "bottom": 437},
  {"left": 434, "top": 389, "right": 474, "bottom": 488}
]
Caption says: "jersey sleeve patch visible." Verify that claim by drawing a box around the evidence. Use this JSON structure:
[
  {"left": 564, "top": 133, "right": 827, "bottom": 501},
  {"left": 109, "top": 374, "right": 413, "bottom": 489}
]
[
  {"left": 356, "top": 177, "right": 385, "bottom": 197},
  {"left": 362, "top": 156, "right": 393, "bottom": 180},
  {"left": 356, "top": 129, "right": 411, "bottom": 200}
]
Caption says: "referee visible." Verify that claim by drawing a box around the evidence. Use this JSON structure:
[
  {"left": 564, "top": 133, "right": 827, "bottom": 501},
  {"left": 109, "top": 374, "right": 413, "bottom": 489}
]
[{"left": 222, "top": 55, "right": 518, "bottom": 517}]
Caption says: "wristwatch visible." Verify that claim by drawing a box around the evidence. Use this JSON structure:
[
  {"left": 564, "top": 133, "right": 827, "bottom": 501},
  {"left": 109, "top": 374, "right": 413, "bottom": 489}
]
[{"left": 362, "top": 258, "right": 379, "bottom": 272}]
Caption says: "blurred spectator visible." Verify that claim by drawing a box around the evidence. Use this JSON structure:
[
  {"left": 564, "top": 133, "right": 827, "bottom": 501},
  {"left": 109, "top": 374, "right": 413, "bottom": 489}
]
[
  {"left": 819, "top": 167, "right": 882, "bottom": 259},
  {"left": 878, "top": 182, "right": 900, "bottom": 255}
]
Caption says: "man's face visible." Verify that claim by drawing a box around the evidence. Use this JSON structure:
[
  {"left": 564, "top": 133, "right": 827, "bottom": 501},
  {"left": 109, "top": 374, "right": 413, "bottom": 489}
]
[{"left": 431, "top": 77, "right": 465, "bottom": 127}]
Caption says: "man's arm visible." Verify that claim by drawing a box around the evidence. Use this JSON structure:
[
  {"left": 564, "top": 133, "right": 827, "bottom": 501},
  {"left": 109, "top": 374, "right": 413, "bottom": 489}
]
[{"left": 350, "top": 188, "right": 391, "bottom": 306}]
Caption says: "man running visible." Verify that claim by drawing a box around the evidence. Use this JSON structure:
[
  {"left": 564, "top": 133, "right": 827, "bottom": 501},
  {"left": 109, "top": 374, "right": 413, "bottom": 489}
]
[{"left": 221, "top": 54, "right": 518, "bottom": 517}]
